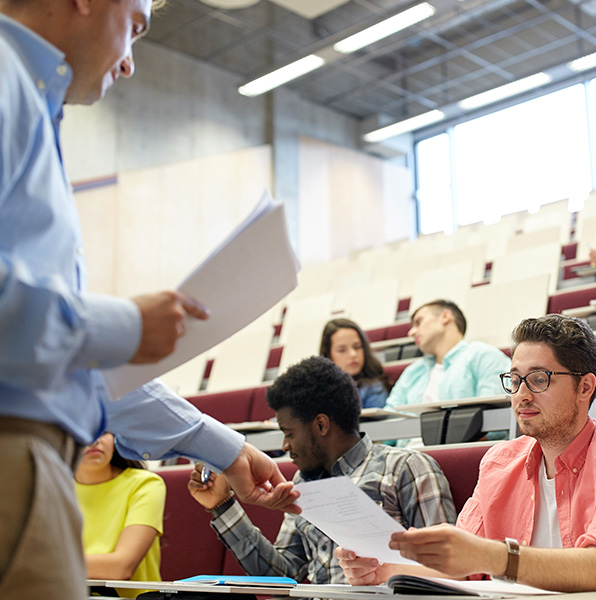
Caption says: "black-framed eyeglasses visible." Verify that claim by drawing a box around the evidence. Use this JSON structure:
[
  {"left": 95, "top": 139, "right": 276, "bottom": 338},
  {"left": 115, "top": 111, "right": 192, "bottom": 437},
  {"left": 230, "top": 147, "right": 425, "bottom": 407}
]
[{"left": 500, "top": 370, "right": 587, "bottom": 394}]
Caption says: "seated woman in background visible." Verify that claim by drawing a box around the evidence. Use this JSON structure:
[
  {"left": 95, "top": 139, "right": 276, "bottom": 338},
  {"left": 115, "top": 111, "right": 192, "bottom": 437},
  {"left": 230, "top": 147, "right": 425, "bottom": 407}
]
[
  {"left": 320, "top": 318, "right": 390, "bottom": 409},
  {"left": 75, "top": 433, "right": 166, "bottom": 598}
]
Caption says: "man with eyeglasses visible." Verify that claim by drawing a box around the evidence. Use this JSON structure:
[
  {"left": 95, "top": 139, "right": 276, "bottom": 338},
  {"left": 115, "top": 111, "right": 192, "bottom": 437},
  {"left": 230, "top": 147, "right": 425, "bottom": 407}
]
[{"left": 335, "top": 314, "right": 596, "bottom": 592}]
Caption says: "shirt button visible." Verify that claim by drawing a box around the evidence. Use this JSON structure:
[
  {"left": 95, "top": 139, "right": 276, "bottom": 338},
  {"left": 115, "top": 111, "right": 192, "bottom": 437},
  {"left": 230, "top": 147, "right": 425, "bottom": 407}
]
[
  {"left": 56, "top": 64, "right": 67, "bottom": 76},
  {"left": 572, "top": 468, "right": 578, "bottom": 473},
  {"left": 37, "top": 79, "right": 46, "bottom": 90},
  {"left": 143, "top": 453, "right": 150, "bottom": 460},
  {"left": 522, "top": 540, "right": 527, "bottom": 546}
]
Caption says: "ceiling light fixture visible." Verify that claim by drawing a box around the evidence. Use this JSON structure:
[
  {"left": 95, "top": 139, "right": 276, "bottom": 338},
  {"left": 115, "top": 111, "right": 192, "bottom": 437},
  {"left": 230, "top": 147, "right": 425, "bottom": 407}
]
[
  {"left": 567, "top": 52, "right": 596, "bottom": 72},
  {"left": 238, "top": 55, "right": 326, "bottom": 97},
  {"left": 458, "top": 72, "right": 552, "bottom": 110},
  {"left": 333, "top": 2, "right": 436, "bottom": 54},
  {"left": 363, "top": 109, "right": 445, "bottom": 142}
]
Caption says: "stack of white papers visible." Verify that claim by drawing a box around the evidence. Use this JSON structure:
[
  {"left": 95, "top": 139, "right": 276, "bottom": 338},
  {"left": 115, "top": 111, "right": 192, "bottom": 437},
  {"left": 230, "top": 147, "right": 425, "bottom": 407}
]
[{"left": 104, "top": 190, "right": 299, "bottom": 399}]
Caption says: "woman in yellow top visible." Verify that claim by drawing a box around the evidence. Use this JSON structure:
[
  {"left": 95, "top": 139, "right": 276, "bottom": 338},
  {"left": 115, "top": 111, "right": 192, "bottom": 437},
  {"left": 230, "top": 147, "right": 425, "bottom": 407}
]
[{"left": 75, "top": 433, "right": 166, "bottom": 598}]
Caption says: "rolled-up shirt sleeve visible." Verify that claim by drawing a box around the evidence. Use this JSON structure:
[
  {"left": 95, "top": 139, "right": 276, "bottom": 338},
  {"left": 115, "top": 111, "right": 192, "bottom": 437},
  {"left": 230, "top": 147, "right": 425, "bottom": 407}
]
[{"left": 0, "top": 255, "right": 141, "bottom": 391}]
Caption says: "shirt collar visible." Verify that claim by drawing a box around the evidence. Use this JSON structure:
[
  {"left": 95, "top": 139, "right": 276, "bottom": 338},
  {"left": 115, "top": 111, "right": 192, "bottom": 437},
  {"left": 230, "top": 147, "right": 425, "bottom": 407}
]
[
  {"left": 525, "top": 417, "right": 596, "bottom": 479},
  {"left": 422, "top": 339, "right": 468, "bottom": 368},
  {"left": 330, "top": 433, "right": 372, "bottom": 477},
  {"left": 0, "top": 14, "right": 72, "bottom": 126}
]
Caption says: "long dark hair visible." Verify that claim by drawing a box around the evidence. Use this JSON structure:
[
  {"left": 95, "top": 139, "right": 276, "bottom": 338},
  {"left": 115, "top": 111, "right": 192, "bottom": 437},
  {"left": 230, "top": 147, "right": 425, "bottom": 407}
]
[
  {"left": 109, "top": 437, "right": 146, "bottom": 470},
  {"left": 320, "top": 318, "right": 389, "bottom": 392}
]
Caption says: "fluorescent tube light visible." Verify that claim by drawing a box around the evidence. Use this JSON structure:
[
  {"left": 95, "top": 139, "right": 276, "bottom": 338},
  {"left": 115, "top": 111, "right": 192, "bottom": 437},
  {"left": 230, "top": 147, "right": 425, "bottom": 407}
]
[
  {"left": 333, "top": 2, "right": 436, "bottom": 54},
  {"left": 568, "top": 52, "right": 596, "bottom": 72},
  {"left": 238, "top": 55, "right": 325, "bottom": 97},
  {"left": 363, "top": 109, "right": 445, "bottom": 142},
  {"left": 458, "top": 72, "right": 552, "bottom": 110}
]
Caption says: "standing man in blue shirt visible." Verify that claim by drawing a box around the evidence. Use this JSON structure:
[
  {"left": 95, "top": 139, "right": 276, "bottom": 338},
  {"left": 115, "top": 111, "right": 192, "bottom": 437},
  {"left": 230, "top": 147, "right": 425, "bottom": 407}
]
[{"left": 0, "top": 1, "right": 298, "bottom": 599}]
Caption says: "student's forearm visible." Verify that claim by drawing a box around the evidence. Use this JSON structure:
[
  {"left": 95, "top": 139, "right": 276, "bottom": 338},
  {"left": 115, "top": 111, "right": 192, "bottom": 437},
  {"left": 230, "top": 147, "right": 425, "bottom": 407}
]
[
  {"left": 513, "top": 547, "right": 596, "bottom": 593},
  {"left": 85, "top": 553, "right": 138, "bottom": 580}
]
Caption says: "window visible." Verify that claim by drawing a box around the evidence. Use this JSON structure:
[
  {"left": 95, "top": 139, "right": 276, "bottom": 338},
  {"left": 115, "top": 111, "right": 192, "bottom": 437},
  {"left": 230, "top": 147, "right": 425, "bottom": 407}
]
[{"left": 416, "top": 80, "right": 595, "bottom": 233}]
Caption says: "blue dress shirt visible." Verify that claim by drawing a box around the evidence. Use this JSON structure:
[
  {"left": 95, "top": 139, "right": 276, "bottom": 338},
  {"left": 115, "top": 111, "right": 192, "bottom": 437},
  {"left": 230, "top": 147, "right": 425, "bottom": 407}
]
[
  {"left": 385, "top": 340, "right": 511, "bottom": 409},
  {"left": 0, "top": 15, "right": 243, "bottom": 468}
]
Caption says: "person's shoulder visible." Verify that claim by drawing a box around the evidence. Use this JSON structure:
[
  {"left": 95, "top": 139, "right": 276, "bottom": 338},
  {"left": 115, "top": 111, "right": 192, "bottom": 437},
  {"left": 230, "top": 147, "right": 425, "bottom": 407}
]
[
  {"left": 481, "top": 437, "right": 533, "bottom": 466},
  {"left": 400, "top": 358, "right": 426, "bottom": 377},
  {"left": 370, "top": 442, "right": 424, "bottom": 464},
  {"left": 466, "top": 340, "right": 507, "bottom": 356},
  {"left": 120, "top": 468, "right": 166, "bottom": 491}
]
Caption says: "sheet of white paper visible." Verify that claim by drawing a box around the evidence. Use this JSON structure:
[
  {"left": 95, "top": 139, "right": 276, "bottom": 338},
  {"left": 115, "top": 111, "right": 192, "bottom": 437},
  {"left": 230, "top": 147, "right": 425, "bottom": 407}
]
[
  {"left": 103, "top": 190, "right": 299, "bottom": 399},
  {"left": 295, "top": 477, "right": 417, "bottom": 565}
]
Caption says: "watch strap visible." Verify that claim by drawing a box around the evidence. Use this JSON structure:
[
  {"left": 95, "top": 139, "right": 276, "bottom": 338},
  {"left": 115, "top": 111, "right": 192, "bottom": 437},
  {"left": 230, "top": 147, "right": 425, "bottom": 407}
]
[{"left": 503, "top": 537, "right": 520, "bottom": 582}]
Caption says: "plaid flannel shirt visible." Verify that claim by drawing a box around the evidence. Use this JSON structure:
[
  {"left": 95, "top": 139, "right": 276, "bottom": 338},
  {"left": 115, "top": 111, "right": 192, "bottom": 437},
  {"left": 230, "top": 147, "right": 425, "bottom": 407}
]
[{"left": 210, "top": 434, "right": 456, "bottom": 584}]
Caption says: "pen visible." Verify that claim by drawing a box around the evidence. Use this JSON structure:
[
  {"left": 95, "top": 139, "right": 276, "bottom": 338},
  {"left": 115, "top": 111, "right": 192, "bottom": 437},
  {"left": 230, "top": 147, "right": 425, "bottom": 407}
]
[{"left": 201, "top": 466, "right": 211, "bottom": 484}]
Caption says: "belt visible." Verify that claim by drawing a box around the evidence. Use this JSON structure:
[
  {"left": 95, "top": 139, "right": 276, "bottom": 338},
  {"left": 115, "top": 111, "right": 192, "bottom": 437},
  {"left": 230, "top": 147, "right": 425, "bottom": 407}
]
[{"left": 0, "top": 417, "right": 84, "bottom": 472}]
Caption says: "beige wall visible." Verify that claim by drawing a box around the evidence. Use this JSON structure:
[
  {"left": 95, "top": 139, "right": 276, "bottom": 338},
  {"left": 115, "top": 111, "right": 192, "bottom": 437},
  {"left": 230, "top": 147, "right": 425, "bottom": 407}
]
[
  {"left": 76, "top": 138, "right": 410, "bottom": 298},
  {"left": 298, "top": 137, "right": 411, "bottom": 265},
  {"left": 76, "top": 145, "right": 273, "bottom": 296}
]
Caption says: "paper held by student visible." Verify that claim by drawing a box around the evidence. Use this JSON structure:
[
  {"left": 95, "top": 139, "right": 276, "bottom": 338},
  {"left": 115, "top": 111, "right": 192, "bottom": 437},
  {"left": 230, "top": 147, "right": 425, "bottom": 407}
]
[
  {"left": 103, "top": 190, "right": 299, "bottom": 399},
  {"left": 294, "top": 476, "right": 417, "bottom": 566}
]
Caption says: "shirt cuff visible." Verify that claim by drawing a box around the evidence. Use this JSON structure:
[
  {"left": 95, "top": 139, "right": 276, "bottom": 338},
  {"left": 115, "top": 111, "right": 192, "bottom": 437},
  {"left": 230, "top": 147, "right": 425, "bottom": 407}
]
[
  {"left": 173, "top": 413, "right": 245, "bottom": 471},
  {"left": 74, "top": 294, "right": 141, "bottom": 369},
  {"left": 211, "top": 496, "right": 248, "bottom": 534}
]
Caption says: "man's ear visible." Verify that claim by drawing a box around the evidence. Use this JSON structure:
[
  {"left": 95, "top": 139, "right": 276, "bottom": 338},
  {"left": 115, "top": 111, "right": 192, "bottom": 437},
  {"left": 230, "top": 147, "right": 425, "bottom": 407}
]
[
  {"left": 73, "top": 0, "right": 92, "bottom": 17},
  {"left": 440, "top": 309, "right": 453, "bottom": 326},
  {"left": 313, "top": 414, "right": 331, "bottom": 437},
  {"left": 579, "top": 373, "right": 596, "bottom": 404}
]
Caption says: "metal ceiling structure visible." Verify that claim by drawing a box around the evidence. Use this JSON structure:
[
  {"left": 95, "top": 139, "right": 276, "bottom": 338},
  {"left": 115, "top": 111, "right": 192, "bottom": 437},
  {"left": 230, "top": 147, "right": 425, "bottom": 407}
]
[{"left": 146, "top": 0, "right": 596, "bottom": 135}]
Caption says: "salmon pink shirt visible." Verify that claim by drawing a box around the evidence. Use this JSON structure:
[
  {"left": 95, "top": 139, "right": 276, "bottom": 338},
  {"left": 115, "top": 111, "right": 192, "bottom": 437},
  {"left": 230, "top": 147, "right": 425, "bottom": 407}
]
[{"left": 458, "top": 418, "right": 596, "bottom": 551}]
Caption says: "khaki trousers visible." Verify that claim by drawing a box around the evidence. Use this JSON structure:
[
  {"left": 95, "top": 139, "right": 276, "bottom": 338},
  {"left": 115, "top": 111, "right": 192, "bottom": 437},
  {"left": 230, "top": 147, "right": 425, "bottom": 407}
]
[{"left": 0, "top": 418, "right": 87, "bottom": 600}]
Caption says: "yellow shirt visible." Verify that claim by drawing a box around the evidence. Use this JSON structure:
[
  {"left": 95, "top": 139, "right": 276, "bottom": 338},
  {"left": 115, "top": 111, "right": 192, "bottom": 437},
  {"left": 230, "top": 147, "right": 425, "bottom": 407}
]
[{"left": 75, "top": 468, "right": 166, "bottom": 598}]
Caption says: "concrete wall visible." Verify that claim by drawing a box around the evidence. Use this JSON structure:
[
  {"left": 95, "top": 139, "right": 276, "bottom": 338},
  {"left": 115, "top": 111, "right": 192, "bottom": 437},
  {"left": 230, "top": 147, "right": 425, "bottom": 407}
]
[{"left": 61, "top": 40, "right": 361, "bottom": 183}]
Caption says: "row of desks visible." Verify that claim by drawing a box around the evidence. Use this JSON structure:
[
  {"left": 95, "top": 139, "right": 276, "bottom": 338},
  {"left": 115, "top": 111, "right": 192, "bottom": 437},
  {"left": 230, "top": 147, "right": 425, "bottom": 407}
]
[{"left": 235, "top": 396, "right": 518, "bottom": 452}]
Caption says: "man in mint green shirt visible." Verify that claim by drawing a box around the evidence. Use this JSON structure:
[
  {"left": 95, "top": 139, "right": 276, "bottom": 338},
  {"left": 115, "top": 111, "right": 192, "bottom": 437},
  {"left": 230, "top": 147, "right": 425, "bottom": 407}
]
[{"left": 385, "top": 299, "right": 510, "bottom": 419}]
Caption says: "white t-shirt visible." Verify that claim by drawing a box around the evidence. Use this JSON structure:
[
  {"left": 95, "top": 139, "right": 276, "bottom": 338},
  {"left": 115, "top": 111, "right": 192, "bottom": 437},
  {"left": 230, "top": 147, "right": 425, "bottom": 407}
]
[
  {"left": 421, "top": 363, "right": 445, "bottom": 404},
  {"left": 531, "top": 458, "right": 562, "bottom": 548}
]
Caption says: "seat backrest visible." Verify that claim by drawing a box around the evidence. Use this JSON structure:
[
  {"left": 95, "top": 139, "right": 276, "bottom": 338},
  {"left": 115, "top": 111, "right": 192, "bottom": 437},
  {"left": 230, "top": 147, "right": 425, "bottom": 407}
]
[
  {"left": 186, "top": 388, "right": 254, "bottom": 424},
  {"left": 383, "top": 361, "right": 412, "bottom": 387},
  {"left": 157, "top": 462, "right": 299, "bottom": 580},
  {"left": 157, "top": 466, "right": 227, "bottom": 581},
  {"left": 206, "top": 325, "right": 273, "bottom": 394},
  {"left": 248, "top": 386, "right": 275, "bottom": 422},
  {"left": 466, "top": 274, "right": 550, "bottom": 349},
  {"left": 422, "top": 444, "right": 491, "bottom": 514}
]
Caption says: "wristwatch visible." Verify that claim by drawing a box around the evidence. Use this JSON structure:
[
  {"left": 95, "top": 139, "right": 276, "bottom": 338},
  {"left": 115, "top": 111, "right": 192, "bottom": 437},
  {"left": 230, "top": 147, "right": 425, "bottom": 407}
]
[{"left": 500, "top": 537, "right": 521, "bottom": 582}]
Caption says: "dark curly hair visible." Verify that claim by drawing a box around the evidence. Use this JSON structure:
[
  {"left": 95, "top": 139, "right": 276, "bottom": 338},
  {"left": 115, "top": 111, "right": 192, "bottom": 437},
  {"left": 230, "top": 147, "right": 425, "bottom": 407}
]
[
  {"left": 267, "top": 356, "right": 361, "bottom": 433},
  {"left": 511, "top": 314, "right": 596, "bottom": 403}
]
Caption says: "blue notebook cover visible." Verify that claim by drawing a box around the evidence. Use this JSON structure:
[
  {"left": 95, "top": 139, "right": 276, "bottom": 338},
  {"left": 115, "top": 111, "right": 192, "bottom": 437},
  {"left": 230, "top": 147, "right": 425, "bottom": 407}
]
[{"left": 178, "top": 575, "right": 297, "bottom": 587}]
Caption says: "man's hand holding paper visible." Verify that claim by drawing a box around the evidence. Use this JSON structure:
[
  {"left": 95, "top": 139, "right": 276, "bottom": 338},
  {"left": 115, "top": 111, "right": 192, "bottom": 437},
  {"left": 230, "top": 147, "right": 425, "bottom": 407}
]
[{"left": 294, "top": 477, "right": 417, "bottom": 565}]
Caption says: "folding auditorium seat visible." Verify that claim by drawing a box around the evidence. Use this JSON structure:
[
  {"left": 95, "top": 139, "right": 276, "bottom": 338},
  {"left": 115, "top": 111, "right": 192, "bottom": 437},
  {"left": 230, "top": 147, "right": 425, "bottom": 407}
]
[
  {"left": 490, "top": 243, "right": 561, "bottom": 295},
  {"left": 422, "top": 444, "right": 490, "bottom": 514},
  {"left": 186, "top": 388, "right": 254, "bottom": 425},
  {"left": 342, "top": 278, "right": 400, "bottom": 331},
  {"left": 409, "top": 261, "right": 474, "bottom": 318},
  {"left": 466, "top": 274, "right": 550, "bottom": 349},
  {"left": 205, "top": 320, "right": 273, "bottom": 394},
  {"left": 159, "top": 354, "right": 208, "bottom": 398}
]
